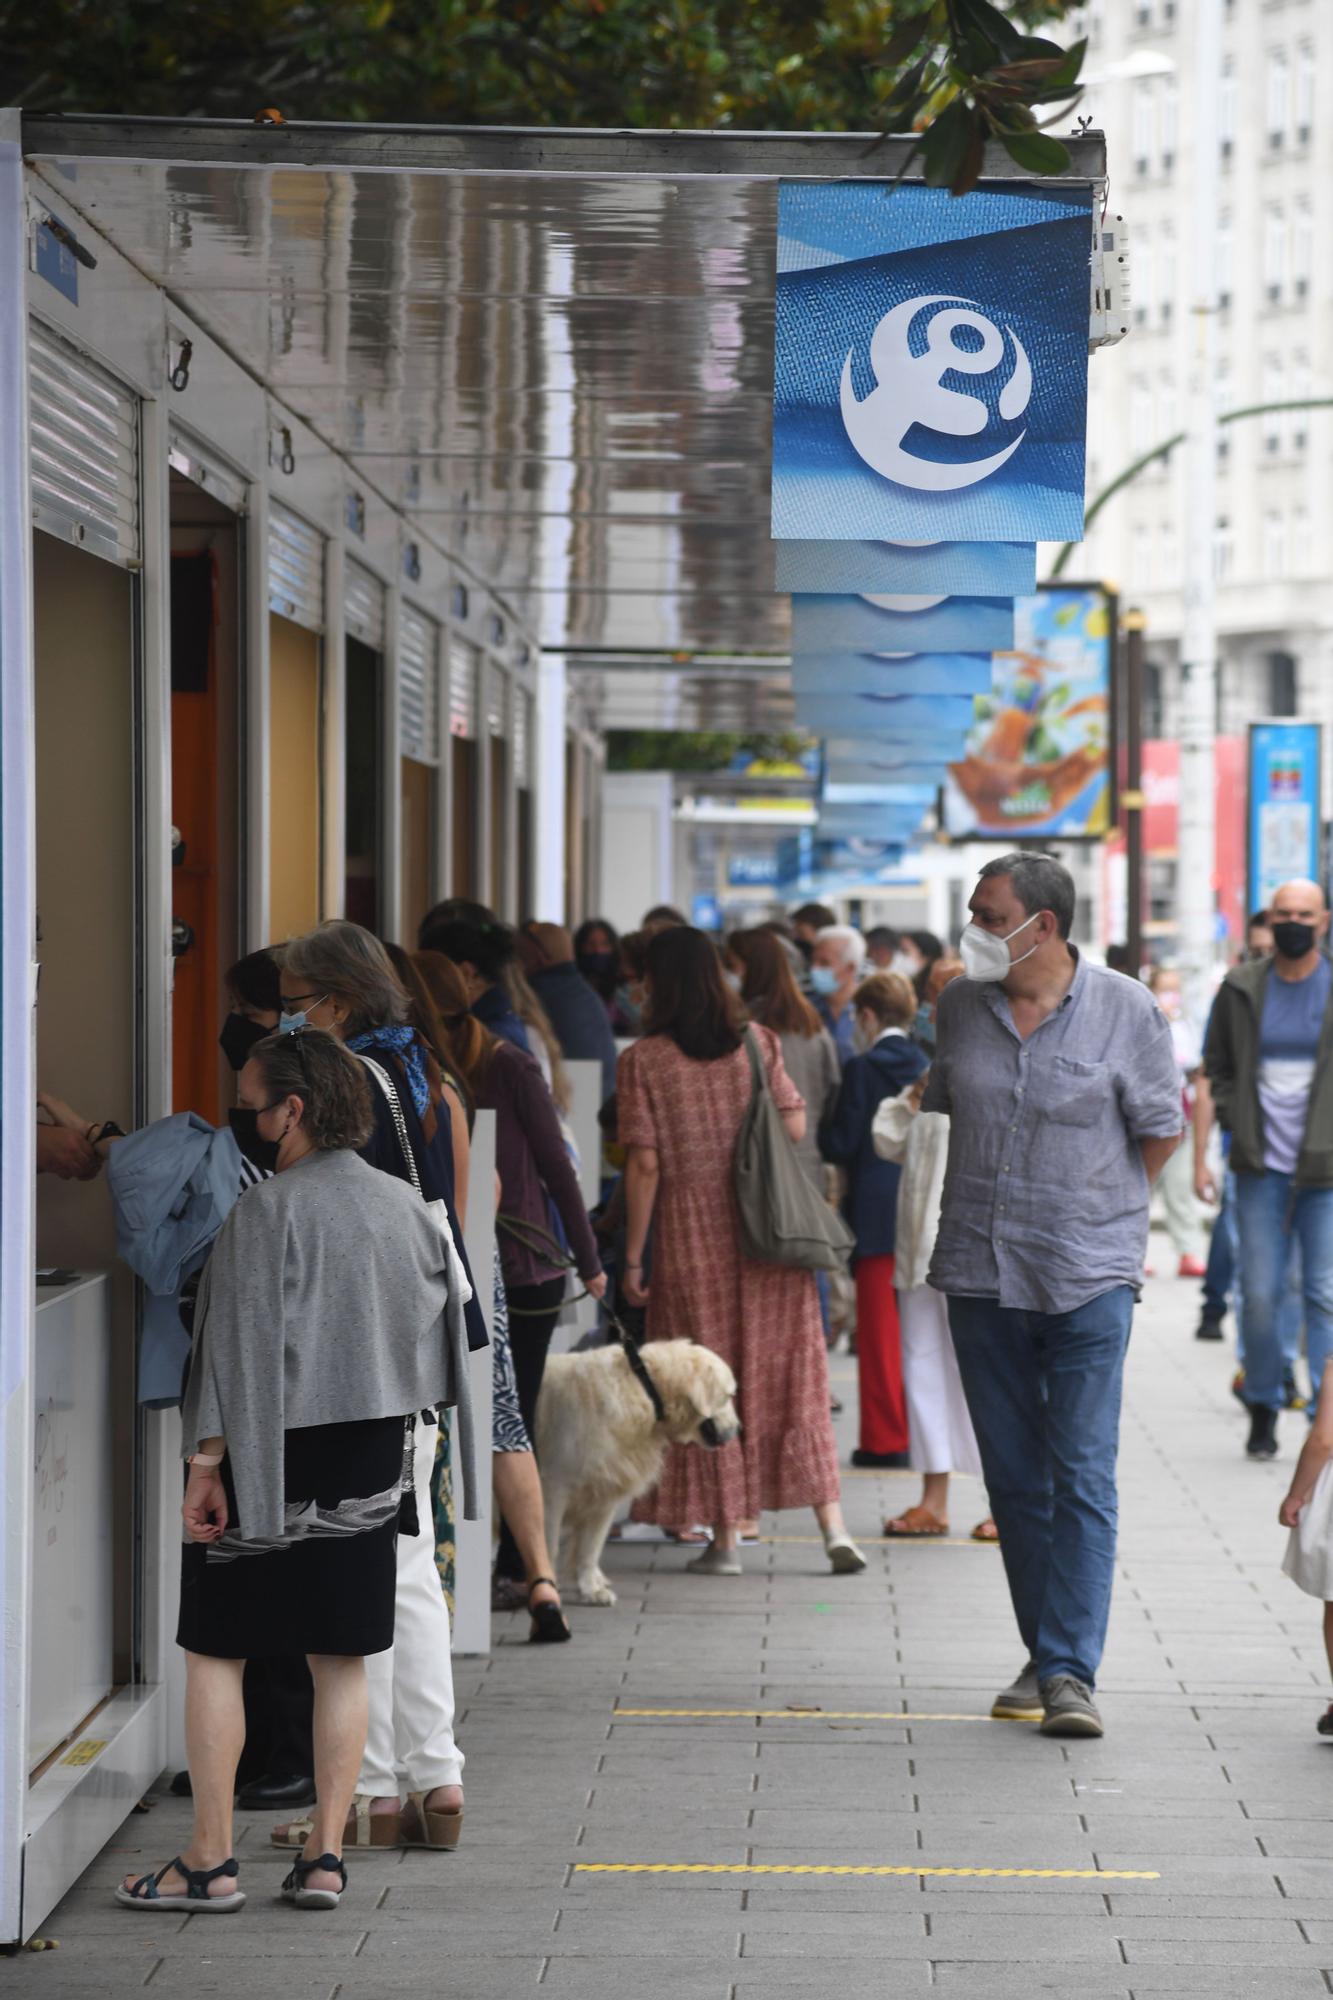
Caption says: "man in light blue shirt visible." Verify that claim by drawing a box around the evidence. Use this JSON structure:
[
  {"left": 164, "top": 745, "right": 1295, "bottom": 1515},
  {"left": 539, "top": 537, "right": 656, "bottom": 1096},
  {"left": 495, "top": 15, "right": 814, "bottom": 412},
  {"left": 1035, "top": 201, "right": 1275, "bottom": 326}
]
[{"left": 925, "top": 854, "right": 1182, "bottom": 1740}]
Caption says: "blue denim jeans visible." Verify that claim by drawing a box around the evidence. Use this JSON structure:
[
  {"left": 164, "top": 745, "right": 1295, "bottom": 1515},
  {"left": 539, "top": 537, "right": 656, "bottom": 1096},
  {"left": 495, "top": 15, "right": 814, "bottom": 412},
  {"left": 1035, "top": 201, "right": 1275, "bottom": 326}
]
[
  {"left": 1234, "top": 1171, "right": 1333, "bottom": 1412},
  {"left": 1201, "top": 1175, "right": 1234, "bottom": 1320},
  {"left": 947, "top": 1286, "right": 1135, "bottom": 1689}
]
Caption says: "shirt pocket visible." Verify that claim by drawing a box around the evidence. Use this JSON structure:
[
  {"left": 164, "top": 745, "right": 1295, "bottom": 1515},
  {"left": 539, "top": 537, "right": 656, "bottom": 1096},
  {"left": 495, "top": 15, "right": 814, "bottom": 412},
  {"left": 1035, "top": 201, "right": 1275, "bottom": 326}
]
[{"left": 1036, "top": 1055, "right": 1108, "bottom": 1128}]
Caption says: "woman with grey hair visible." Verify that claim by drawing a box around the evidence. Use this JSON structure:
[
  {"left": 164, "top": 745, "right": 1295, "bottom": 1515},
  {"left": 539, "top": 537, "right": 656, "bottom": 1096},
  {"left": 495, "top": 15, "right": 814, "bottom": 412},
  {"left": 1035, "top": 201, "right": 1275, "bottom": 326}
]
[
  {"left": 271, "top": 920, "right": 484, "bottom": 1857},
  {"left": 117, "top": 1028, "right": 475, "bottom": 1915}
]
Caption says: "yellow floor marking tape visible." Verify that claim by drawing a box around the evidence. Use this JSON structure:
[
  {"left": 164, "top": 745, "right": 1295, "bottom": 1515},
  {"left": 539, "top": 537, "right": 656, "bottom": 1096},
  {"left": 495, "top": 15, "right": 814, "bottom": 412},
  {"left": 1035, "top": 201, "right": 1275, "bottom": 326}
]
[
  {"left": 575, "top": 1863, "right": 1160, "bottom": 1881},
  {"left": 613, "top": 1708, "right": 1008, "bottom": 1723}
]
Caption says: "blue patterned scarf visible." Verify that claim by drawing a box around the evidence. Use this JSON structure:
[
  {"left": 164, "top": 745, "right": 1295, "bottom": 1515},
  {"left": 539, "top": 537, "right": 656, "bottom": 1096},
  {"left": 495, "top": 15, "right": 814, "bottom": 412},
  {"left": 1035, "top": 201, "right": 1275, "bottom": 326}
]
[{"left": 347, "top": 1024, "right": 431, "bottom": 1121}]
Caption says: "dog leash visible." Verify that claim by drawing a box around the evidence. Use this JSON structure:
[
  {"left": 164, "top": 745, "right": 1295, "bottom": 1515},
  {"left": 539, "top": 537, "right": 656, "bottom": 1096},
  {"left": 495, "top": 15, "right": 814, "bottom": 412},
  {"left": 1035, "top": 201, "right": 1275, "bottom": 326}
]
[{"left": 495, "top": 1211, "right": 666, "bottom": 1423}]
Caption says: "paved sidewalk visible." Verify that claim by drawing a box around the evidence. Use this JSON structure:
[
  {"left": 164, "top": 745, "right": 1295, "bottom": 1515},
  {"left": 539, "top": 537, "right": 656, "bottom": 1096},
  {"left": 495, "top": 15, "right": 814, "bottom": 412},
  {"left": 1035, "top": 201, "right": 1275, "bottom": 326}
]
[{"left": 11, "top": 1267, "right": 1333, "bottom": 1996}]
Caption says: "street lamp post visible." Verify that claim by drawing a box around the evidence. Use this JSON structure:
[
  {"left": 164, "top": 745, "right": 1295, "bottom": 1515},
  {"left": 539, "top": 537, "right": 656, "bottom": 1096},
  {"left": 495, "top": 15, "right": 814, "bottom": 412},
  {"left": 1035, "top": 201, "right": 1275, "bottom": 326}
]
[{"left": 1175, "top": 0, "right": 1223, "bottom": 1024}]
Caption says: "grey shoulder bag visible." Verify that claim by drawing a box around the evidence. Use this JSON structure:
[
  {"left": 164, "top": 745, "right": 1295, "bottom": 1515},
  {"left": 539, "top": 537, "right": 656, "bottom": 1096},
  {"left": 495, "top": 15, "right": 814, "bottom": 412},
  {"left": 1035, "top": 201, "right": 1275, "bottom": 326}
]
[{"left": 732, "top": 1030, "right": 855, "bottom": 1272}]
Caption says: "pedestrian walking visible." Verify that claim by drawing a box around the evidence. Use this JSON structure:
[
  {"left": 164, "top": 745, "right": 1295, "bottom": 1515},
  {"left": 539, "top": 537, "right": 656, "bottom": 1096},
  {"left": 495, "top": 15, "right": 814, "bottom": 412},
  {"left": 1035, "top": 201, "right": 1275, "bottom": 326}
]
[
  {"left": 618, "top": 926, "right": 864, "bottom": 1576},
  {"left": 926, "top": 853, "right": 1182, "bottom": 1739},
  {"left": 728, "top": 925, "right": 843, "bottom": 1351},
  {"left": 809, "top": 922, "right": 866, "bottom": 1067},
  {"left": 519, "top": 920, "right": 619, "bottom": 1102},
  {"left": 1204, "top": 878, "right": 1333, "bottom": 1459},
  {"left": 1147, "top": 965, "right": 1207, "bottom": 1277},
  {"left": 871, "top": 957, "right": 993, "bottom": 1543},
  {"left": 818, "top": 972, "right": 928, "bottom": 1468},
  {"left": 1279, "top": 1361, "right": 1333, "bottom": 1739},
  {"left": 118, "top": 1028, "right": 475, "bottom": 1915},
  {"left": 272, "top": 922, "right": 486, "bottom": 1855}
]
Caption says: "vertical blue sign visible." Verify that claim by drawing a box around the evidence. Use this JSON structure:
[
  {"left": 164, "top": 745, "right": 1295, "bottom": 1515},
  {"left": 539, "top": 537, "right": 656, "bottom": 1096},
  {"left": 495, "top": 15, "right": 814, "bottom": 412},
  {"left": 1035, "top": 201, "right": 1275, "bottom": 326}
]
[{"left": 1248, "top": 721, "right": 1323, "bottom": 914}]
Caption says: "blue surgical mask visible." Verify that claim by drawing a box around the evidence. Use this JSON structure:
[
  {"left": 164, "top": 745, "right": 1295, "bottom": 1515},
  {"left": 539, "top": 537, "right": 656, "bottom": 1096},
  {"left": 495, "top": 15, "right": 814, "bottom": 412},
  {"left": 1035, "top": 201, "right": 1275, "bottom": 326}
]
[
  {"left": 914, "top": 1004, "right": 936, "bottom": 1048},
  {"left": 809, "top": 964, "right": 839, "bottom": 996},
  {"left": 278, "top": 995, "right": 327, "bottom": 1035}
]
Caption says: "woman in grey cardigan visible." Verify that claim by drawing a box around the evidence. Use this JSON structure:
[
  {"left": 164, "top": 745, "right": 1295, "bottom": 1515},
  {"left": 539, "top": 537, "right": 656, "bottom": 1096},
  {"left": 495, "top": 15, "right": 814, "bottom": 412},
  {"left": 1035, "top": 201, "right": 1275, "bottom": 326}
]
[{"left": 117, "top": 1029, "right": 475, "bottom": 1916}]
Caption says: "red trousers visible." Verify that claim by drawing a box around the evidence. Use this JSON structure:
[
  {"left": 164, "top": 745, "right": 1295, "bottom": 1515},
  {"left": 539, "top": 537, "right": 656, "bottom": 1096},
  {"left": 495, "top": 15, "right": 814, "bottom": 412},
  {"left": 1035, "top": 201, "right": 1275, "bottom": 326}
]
[{"left": 855, "top": 1254, "right": 909, "bottom": 1455}]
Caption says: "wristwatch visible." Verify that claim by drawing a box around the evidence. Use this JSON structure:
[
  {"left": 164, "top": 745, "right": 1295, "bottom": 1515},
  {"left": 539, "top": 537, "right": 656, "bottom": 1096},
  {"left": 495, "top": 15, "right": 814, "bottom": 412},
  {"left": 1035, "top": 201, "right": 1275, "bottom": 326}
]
[{"left": 88, "top": 1120, "right": 126, "bottom": 1146}]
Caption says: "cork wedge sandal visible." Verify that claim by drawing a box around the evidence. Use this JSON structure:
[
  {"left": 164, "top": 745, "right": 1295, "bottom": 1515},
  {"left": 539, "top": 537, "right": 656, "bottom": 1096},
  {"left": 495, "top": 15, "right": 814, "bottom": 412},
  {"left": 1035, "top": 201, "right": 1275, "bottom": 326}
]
[{"left": 400, "top": 1790, "right": 464, "bottom": 1851}]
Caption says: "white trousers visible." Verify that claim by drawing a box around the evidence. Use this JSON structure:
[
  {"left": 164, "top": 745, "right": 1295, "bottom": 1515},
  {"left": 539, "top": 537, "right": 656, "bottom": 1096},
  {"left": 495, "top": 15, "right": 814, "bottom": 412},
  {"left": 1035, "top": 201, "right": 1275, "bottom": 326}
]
[
  {"left": 1158, "top": 1137, "right": 1205, "bottom": 1261},
  {"left": 898, "top": 1286, "right": 984, "bottom": 1479},
  {"left": 356, "top": 1421, "right": 465, "bottom": 1796}
]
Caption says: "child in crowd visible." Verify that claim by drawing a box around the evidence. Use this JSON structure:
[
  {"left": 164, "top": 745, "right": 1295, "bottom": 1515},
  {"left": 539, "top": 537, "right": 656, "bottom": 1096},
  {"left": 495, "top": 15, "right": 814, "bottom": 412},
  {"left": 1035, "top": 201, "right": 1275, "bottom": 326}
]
[{"left": 1279, "top": 1360, "right": 1333, "bottom": 1737}]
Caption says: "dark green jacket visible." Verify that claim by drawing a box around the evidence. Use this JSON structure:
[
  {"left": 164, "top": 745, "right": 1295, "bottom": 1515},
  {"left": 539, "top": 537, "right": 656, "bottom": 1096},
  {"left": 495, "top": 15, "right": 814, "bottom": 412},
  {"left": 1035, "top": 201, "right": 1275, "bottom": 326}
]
[{"left": 1203, "top": 955, "right": 1333, "bottom": 1185}]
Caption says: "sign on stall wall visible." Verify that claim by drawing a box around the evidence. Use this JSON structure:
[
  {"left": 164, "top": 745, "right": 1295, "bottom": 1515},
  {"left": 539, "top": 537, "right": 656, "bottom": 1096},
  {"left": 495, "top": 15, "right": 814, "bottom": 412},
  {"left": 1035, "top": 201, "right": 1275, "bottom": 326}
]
[
  {"left": 942, "top": 584, "right": 1114, "bottom": 842},
  {"left": 772, "top": 182, "right": 1091, "bottom": 543},
  {"left": 1248, "top": 721, "right": 1322, "bottom": 916}
]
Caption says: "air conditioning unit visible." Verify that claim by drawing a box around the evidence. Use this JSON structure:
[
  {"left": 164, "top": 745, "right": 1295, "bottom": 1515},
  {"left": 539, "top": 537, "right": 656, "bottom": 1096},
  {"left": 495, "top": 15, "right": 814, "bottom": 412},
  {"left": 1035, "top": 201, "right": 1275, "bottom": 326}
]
[{"left": 1090, "top": 212, "right": 1132, "bottom": 350}]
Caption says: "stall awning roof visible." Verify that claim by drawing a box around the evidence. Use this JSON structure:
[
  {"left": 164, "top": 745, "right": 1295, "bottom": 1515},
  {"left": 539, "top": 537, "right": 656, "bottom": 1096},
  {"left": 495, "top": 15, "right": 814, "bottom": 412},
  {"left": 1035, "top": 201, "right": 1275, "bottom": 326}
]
[{"left": 21, "top": 116, "right": 1105, "bottom": 674}]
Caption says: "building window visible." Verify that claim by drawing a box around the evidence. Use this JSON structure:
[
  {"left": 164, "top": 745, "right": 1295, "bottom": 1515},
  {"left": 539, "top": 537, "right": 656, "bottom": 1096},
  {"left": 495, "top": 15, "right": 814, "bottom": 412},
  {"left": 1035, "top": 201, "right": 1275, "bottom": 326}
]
[
  {"left": 1132, "top": 82, "right": 1155, "bottom": 177},
  {"left": 1268, "top": 651, "right": 1297, "bottom": 714},
  {"left": 1265, "top": 49, "right": 1288, "bottom": 148},
  {"left": 1213, "top": 516, "right": 1234, "bottom": 581},
  {"left": 1292, "top": 508, "right": 1313, "bottom": 575},
  {"left": 1131, "top": 378, "right": 1154, "bottom": 455},
  {"left": 1216, "top": 209, "right": 1233, "bottom": 312},
  {"left": 1263, "top": 205, "right": 1286, "bottom": 304},
  {"left": 1290, "top": 349, "right": 1310, "bottom": 451},
  {"left": 1292, "top": 198, "right": 1312, "bottom": 301},
  {"left": 1134, "top": 238, "right": 1154, "bottom": 328},
  {"left": 1263, "top": 509, "right": 1286, "bottom": 578},
  {"left": 1160, "top": 80, "right": 1178, "bottom": 171},
  {"left": 1294, "top": 44, "right": 1314, "bottom": 144},
  {"left": 1261, "top": 354, "right": 1284, "bottom": 453},
  {"left": 1158, "top": 222, "right": 1176, "bottom": 325},
  {"left": 1219, "top": 59, "right": 1236, "bottom": 159},
  {"left": 1144, "top": 659, "right": 1166, "bottom": 740},
  {"left": 1132, "top": 523, "right": 1153, "bottom": 591}
]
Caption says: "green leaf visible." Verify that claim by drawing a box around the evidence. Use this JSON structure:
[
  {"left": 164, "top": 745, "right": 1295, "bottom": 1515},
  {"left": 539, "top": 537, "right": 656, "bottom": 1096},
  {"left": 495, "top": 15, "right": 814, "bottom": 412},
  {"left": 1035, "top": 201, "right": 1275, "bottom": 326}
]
[
  {"left": 1000, "top": 128, "right": 1072, "bottom": 173},
  {"left": 952, "top": 0, "right": 1029, "bottom": 60},
  {"left": 879, "top": 9, "right": 933, "bottom": 71},
  {"left": 918, "top": 95, "right": 975, "bottom": 186},
  {"left": 953, "top": 119, "right": 987, "bottom": 194}
]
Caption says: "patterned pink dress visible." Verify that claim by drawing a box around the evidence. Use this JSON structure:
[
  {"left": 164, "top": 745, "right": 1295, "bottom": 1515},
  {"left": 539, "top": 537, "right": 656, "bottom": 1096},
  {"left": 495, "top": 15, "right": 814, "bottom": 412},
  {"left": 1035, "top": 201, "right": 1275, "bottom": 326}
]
[{"left": 617, "top": 1026, "right": 842, "bottom": 1527}]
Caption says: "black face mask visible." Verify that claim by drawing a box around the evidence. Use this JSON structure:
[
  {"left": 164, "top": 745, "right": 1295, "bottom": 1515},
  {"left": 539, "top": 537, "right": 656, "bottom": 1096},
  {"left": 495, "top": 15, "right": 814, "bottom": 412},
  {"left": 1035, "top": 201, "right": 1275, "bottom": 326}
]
[
  {"left": 227, "top": 1107, "right": 281, "bottom": 1174},
  {"left": 219, "top": 1011, "right": 268, "bottom": 1073},
  {"left": 578, "top": 949, "right": 616, "bottom": 976},
  {"left": 1272, "top": 920, "right": 1317, "bottom": 961}
]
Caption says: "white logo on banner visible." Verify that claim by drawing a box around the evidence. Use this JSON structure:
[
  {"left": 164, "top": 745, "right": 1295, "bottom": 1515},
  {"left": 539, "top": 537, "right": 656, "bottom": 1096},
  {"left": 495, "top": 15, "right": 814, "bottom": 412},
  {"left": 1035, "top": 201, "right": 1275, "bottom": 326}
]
[
  {"left": 841, "top": 295, "right": 1032, "bottom": 492},
  {"left": 859, "top": 595, "right": 947, "bottom": 612}
]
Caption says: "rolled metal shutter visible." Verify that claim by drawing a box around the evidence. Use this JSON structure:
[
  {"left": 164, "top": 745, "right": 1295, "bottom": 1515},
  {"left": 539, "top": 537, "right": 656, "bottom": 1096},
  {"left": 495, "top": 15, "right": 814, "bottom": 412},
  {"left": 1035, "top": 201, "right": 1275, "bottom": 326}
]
[
  {"left": 344, "top": 560, "right": 385, "bottom": 650},
  {"left": 449, "top": 635, "right": 478, "bottom": 738},
  {"left": 399, "top": 604, "right": 440, "bottom": 763},
  {"left": 28, "top": 320, "right": 140, "bottom": 567},
  {"left": 267, "top": 502, "right": 324, "bottom": 629},
  {"left": 486, "top": 663, "right": 508, "bottom": 737}
]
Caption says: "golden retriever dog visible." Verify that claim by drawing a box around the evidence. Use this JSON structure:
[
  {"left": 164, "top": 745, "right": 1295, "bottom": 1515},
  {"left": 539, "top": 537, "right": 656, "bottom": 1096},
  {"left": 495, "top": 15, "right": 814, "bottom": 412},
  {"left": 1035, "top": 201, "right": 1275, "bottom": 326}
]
[{"left": 535, "top": 1339, "right": 740, "bottom": 1606}]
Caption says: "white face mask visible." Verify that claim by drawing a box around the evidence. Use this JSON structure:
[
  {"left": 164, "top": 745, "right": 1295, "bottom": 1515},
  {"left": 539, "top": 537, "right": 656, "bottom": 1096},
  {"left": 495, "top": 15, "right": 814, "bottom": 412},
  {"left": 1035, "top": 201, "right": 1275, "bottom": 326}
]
[
  {"left": 960, "top": 912, "right": 1042, "bottom": 983},
  {"left": 889, "top": 950, "right": 919, "bottom": 979}
]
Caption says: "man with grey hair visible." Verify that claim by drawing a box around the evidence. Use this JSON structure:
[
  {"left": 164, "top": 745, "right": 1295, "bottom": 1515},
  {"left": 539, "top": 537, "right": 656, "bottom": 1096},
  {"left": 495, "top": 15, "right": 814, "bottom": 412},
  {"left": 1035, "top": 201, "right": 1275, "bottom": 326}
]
[
  {"left": 811, "top": 923, "right": 866, "bottom": 1069},
  {"left": 924, "top": 853, "right": 1182, "bottom": 1739}
]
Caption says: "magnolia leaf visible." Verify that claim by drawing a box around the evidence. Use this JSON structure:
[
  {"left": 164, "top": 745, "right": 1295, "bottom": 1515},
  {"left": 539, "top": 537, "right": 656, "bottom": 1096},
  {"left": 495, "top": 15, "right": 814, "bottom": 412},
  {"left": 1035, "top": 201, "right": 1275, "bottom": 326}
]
[{"left": 1000, "top": 128, "right": 1072, "bottom": 173}]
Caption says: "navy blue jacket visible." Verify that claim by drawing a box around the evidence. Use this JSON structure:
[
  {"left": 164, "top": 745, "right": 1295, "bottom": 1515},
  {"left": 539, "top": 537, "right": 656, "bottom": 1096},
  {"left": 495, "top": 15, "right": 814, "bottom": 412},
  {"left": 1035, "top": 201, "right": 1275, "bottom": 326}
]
[
  {"left": 529, "top": 961, "right": 618, "bottom": 1102},
  {"left": 818, "top": 1032, "right": 930, "bottom": 1260},
  {"left": 472, "top": 981, "right": 531, "bottom": 1053}
]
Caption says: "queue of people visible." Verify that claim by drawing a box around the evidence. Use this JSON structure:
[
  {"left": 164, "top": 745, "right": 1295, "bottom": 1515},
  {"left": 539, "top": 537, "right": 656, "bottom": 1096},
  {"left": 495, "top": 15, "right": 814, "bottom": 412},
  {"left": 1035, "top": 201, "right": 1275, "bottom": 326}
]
[{"left": 48, "top": 848, "right": 1333, "bottom": 1921}]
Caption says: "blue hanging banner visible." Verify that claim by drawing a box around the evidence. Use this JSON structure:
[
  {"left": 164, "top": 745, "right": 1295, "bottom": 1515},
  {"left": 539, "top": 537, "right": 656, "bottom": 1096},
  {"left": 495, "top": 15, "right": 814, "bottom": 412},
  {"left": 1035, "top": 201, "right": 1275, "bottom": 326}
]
[
  {"left": 775, "top": 539, "right": 1036, "bottom": 597},
  {"left": 794, "top": 688, "right": 977, "bottom": 741},
  {"left": 793, "top": 594, "right": 1015, "bottom": 656},
  {"left": 772, "top": 181, "right": 1091, "bottom": 543},
  {"left": 1248, "top": 721, "right": 1323, "bottom": 914},
  {"left": 777, "top": 832, "right": 917, "bottom": 892},
  {"left": 822, "top": 743, "right": 953, "bottom": 786},
  {"left": 793, "top": 651, "right": 994, "bottom": 698}
]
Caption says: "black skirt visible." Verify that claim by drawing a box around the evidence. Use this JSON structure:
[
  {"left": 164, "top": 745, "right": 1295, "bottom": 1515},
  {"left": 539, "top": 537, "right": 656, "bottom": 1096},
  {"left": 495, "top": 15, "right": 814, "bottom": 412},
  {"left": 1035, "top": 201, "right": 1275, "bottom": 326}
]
[{"left": 177, "top": 1416, "right": 404, "bottom": 1659}]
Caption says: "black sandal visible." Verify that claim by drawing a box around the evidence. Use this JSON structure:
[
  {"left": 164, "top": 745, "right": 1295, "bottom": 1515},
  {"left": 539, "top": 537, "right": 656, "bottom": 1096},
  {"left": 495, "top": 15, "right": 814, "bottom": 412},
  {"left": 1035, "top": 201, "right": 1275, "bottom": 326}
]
[
  {"left": 280, "top": 1851, "right": 347, "bottom": 1909},
  {"left": 115, "top": 1854, "right": 244, "bottom": 1913},
  {"left": 528, "top": 1576, "right": 572, "bottom": 1644}
]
